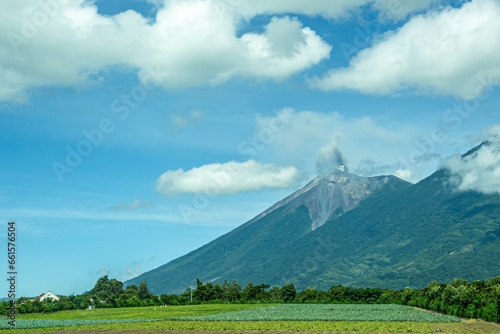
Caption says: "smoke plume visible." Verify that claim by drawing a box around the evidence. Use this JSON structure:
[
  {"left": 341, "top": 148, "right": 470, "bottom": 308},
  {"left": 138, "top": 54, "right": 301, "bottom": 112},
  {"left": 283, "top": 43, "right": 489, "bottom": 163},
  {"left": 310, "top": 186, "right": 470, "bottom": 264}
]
[{"left": 316, "top": 134, "right": 349, "bottom": 176}]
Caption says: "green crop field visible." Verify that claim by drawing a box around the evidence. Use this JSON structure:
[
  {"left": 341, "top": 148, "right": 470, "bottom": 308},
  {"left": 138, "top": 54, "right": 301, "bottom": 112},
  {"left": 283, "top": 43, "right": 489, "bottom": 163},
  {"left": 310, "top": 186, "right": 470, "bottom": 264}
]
[
  {"left": 0, "top": 318, "right": 160, "bottom": 330},
  {"left": 12, "top": 303, "right": 269, "bottom": 320},
  {"left": 1, "top": 303, "right": 499, "bottom": 333},
  {"left": 172, "top": 304, "right": 461, "bottom": 322}
]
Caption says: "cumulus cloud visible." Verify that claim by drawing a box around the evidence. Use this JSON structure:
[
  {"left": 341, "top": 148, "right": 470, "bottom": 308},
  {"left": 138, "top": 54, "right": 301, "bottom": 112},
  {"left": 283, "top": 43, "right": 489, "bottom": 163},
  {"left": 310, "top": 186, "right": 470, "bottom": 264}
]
[
  {"left": 110, "top": 199, "right": 154, "bottom": 211},
  {"left": 445, "top": 136, "right": 500, "bottom": 194},
  {"left": 0, "top": 0, "right": 448, "bottom": 103},
  {"left": 0, "top": 0, "right": 331, "bottom": 103},
  {"left": 311, "top": 0, "right": 500, "bottom": 99},
  {"left": 156, "top": 160, "right": 299, "bottom": 195}
]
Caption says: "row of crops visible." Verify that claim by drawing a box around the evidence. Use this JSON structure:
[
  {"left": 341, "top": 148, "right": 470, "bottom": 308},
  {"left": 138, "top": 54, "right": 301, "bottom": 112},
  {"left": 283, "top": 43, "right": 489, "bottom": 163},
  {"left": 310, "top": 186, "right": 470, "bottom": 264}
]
[
  {"left": 0, "top": 318, "right": 161, "bottom": 330},
  {"left": 171, "top": 304, "right": 461, "bottom": 322},
  {"left": 0, "top": 304, "right": 461, "bottom": 329}
]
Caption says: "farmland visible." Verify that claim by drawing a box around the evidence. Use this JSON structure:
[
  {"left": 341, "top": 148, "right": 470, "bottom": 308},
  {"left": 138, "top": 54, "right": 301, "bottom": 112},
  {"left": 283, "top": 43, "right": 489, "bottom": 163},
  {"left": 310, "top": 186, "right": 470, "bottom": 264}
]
[
  {"left": 1, "top": 304, "right": 500, "bottom": 333},
  {"left": 172, "top": 304, "right": 461, "bottom": 322},
  {"left": 0, "top": 318, "right": 160, "bottom": 330}
]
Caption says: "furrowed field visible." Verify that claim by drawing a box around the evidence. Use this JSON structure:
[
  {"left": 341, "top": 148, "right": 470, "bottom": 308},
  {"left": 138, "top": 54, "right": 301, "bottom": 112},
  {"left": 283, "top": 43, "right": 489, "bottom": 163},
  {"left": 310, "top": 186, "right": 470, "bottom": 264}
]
[{"left": 1, "top": 304, "right": 499, "bottom": 333}]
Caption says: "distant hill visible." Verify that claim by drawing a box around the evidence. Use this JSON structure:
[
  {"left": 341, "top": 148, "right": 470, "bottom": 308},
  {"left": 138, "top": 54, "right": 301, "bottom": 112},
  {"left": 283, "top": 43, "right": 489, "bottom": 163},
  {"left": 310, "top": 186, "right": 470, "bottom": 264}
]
[{"left": 126, "top": 142, "right": 500, "bottom": 294}]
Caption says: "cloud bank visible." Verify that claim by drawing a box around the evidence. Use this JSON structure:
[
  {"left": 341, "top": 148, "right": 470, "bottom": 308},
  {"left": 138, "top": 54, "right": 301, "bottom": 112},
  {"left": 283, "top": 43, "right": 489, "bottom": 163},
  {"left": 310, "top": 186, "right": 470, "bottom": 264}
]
[
  {"left": 446, "top": 134, "right": 500, "bottom": 194},
  {"left": 156, "top": 160, "right": 299, "bottom": 195},
  {"left": 0, "top": 0, "right": 331, "bottom": 103},
  {"left": 1, "top": 0, "right": 472, "bottom": 103}
]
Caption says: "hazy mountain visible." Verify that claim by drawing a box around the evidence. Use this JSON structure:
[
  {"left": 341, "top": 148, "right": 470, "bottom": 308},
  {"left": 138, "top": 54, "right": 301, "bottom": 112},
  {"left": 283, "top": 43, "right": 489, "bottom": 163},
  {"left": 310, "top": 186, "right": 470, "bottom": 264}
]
[{"left": 126, "top": 142, "right": 500, "bottom": 294}]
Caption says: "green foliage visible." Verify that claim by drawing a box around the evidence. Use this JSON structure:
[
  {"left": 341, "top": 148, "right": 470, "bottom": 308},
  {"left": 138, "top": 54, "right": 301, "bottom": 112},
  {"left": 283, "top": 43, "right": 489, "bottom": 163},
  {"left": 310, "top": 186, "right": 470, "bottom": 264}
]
[
  {"left": 126, "top": 203, "right": 316, "bottom": 294},
  {"left": 138, "top": 281, "right": 153, "bottom": 300},
  {"left": 8, "top": 304, "right": 500, "bottom": 333},
  {"left": 126, "top": 168, "right": 500, "bottom": 295},
  {"left": 242, "top": 283, "right": 271, "bottom": 301},
  {"left": 172, "top": 304, "right": 460, "bottom": 322},
  {"left": 280, "top": 283, "right": 296, "bottom": 303},
  {"left": 124, "top": 284, "right": 139, "bottom": 298},
  {"left": 402, "top": 277, "right": 500, "bottom": 322},
  {"left": 12, "top": 274, "right": 500, "bottom": 324},
  {"left": 0, "top": 318, "right": 160, "bottom": 329}
]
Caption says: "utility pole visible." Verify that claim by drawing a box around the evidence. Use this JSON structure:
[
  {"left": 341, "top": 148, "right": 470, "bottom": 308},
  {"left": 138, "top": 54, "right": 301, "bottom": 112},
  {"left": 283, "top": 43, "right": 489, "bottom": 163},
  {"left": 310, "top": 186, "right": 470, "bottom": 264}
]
[{"left": 185, "top": 283, "right": 193, "bottom": 303}]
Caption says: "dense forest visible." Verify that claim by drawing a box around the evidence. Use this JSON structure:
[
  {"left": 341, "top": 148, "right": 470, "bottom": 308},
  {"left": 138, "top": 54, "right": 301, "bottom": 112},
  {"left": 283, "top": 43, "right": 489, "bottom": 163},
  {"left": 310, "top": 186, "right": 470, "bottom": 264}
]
[{"left": 2, "top": 276, "right": 499, "bottom": 322}]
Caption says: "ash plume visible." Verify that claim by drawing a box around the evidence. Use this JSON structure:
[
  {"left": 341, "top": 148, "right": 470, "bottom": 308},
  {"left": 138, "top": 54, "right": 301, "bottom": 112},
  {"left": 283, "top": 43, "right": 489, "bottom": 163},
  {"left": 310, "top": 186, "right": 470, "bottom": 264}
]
[{"left": 316, "top": 134, "right": 349, "bottom": 176}]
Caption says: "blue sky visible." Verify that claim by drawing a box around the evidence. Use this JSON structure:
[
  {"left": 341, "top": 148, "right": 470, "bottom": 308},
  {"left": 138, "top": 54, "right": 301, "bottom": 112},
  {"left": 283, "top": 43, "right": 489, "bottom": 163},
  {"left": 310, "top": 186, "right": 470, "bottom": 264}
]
[{"left": 1, "top": 0, "right": 499, "bottom": 297}]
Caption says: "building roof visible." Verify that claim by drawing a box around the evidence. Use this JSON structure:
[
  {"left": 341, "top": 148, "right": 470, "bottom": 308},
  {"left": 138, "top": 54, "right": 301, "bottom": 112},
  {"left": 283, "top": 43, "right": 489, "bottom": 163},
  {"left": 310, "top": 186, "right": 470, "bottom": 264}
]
[{"left": 39, "top": 291, "right": 58, "bottom": 298}]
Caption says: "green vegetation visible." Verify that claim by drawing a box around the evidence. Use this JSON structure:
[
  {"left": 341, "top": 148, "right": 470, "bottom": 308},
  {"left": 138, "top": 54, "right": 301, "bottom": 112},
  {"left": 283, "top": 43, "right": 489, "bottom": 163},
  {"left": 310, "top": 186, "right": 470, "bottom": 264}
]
[
  {"left": 401, "top": 277, "right": 500, "bottom": 322},
  {"left": 0, "top": 318, "right": 159, "bottom": 330},
  {"left": 173, "top": 304, "right": 460, "bottom": 322},
  {"left": 1, "top": 304, "right": 499, "bottom": 333},
  {"left": 15, "top": 304, "right": 268, "bottom": 320},
  {"left": 4, "top": 275, "right": 499, "bottom": 324},
  {"left": 127, "top": 168, "right": 500, "bottom": 294}
]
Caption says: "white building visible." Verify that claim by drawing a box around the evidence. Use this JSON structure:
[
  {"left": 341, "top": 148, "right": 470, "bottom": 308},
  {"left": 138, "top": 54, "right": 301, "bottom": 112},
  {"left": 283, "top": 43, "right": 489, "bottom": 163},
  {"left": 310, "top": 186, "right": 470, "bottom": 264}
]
[{"left": 39, "top": 291, "right": 59, "bottom": 302}]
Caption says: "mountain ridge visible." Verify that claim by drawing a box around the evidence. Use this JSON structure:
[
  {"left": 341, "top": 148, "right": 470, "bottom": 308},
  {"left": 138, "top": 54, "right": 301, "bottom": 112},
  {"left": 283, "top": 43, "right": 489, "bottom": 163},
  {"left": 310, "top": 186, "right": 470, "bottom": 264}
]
[{"left": 250, "top": 169, "right": 410, "bottom": 230}]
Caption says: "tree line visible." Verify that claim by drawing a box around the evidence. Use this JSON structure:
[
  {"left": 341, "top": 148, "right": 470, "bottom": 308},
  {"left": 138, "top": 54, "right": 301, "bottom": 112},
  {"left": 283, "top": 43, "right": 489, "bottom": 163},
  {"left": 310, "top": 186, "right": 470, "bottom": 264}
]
[{"left": 2, "top": 275, "right": 499, "bottom": 322}]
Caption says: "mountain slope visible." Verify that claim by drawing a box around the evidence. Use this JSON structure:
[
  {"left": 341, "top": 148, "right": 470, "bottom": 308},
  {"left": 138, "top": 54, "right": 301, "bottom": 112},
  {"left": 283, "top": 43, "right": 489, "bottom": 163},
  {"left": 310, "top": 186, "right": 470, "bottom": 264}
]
[
  {"left": 252, "top": 171, "right": 407, "bottom": 230},
  {"left": 127, "top": 141, "right": 500, "bottom": 294},
  {"left": 126, "top": 171, "right": 410, "bottom": 294},
  {"left": 269, "top": 168, "right": 500, "bottom": 290}
]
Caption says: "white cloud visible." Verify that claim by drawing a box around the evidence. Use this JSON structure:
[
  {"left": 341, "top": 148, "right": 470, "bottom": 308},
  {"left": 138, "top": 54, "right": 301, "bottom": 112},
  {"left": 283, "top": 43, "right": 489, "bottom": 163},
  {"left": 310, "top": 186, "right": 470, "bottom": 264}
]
[
  {"left": 156, "top": 160, "right": 299, "bottom": 195},
  {"left": 119, "top": 261, "right": 142, "bottom": 281},
  {"left": 0, "top": 0, "right": 331, "bottom": 103},
  {"left": 96, "top": 266, "right": 114, "bottom": 276},
  {"left": 253, "top": 108, "right": 414, "bottom": 177},
  {"left": 110, "top": 199, "right": 154, "bottom": 211},
  {"left": 479, "top": 124, "right": 500, "bottom": 142},
  {"left": 394, "top": 168, "right": 413, "bottom": 182},
  {"left": 372, "top": 0, "right": 442, "bottom": 20},
  {"left": 445, "top": 135, "right": 500, "bottom": 194},
  {"left": 237, "top": 16, "right": 331, "bottom": 80},
  {"left": 311, "top": 0, "right": 500, "bottom": 99},
  {"left": 1, "top": 0, "right": 447, "bottom": 103},
  {"left": 1, "top": 0, "right": 148, "bottom": 103},
  {"left": 232, "top": 0, "right": 368, "bottom": 19},
  {"left": 230, "top": 0, "right": 438, "bottom": 20}
]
